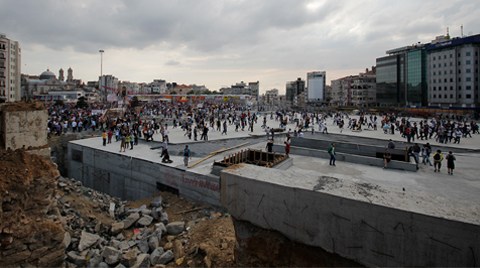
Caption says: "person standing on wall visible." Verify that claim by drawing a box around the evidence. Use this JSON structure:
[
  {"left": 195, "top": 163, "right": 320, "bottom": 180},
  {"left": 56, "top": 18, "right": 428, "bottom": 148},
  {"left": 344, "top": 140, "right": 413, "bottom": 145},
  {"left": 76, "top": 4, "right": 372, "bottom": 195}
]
[
  {"left": 383, "top": 149, "right": 392, "bottom": 169},
  {"left": 183, "top": 145, "right": 191, "bottom": 167},
  {"left": 328, "top": 143, "right": 336, "bottom": 166},
  {"left": 266, "top": 139, "right": 274, "bottom": 153}
]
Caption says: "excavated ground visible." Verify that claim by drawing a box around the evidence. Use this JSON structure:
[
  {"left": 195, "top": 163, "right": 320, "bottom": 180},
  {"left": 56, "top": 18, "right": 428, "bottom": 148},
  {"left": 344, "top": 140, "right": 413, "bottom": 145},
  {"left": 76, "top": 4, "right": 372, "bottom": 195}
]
[{"left": 0, "top": 148, "right": 359, "bottom": 267}]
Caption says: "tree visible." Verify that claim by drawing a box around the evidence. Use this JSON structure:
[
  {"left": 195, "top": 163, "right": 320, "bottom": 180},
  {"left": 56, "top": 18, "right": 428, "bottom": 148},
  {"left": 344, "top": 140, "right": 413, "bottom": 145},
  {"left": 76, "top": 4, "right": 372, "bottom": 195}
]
[
  {"left": 130, "top": 96, "right": 140, "bottom": 107},
  {"left": 54, "top": 99, "right": 65, "bottom": 106},
  {"left": 75, "top": 96, "right": 89, "bottom": 109}
]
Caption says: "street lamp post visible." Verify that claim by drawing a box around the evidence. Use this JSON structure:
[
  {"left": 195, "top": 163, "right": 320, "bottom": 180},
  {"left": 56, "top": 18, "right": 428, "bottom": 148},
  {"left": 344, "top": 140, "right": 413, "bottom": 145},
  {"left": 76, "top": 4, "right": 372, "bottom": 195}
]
[{"left": 99, "top": 49, "right": 105, "bottom": 103}]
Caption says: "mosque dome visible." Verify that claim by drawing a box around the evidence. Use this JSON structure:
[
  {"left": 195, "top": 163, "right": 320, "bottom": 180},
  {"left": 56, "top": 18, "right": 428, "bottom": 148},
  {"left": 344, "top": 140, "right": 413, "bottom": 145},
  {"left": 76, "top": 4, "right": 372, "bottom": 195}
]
[{"left": 39, "top": 69, "right": 56, "bottom": 80}]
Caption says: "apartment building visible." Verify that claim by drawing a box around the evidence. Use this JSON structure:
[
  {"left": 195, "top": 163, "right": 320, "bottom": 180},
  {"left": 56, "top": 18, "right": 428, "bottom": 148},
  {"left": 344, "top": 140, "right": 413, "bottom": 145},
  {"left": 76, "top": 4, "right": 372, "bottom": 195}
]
[{"left": 0, "top": 34, "right": 21, "bottom": 102}]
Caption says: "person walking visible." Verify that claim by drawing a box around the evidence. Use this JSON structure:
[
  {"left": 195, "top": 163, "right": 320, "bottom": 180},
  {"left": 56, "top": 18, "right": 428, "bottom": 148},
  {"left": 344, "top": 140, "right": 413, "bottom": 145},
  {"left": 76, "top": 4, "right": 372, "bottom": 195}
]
[
  {"left": 328, "top": 143, "right": 336, "bottom": 166},
  {"left": 446, "top": 151, "right": 456, "bottom": 175},
  {"left": 433, "top": 149, "right": 444, "bottom": 172},
  {"left": 422, "top": 143, "right": 433, "bottom": 166},
  {"left": 183, "top": 145, "right": 191, "bottom": 167},
  {"left": 284, "top": 135, "right": 291, "bottom": 157},
  {"left": 102, "top": 130, "right": 107, "bottom": 146}
]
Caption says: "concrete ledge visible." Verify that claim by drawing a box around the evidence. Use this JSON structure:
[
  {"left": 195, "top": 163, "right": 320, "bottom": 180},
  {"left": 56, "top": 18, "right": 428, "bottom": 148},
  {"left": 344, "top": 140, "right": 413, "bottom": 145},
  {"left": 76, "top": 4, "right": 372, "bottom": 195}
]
[
  {"left": 272, "top": 144, "right": 417, "bottom": 172},
  {"left": 291, "top": 137, "right": 408, "bottom": 160},
  {"left": 220, "top": 165, "right": 480, "bottom": 267}
]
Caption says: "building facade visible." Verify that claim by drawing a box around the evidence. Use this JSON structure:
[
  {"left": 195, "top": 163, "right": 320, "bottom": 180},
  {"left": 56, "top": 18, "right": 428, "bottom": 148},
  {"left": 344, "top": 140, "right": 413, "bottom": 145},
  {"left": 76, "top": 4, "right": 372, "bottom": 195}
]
[
  {"left": 0, "top": 34, "right": 21, "bottom": 102},
  {"left": 330, "top": 68, "right": 376, "bottom": 107},
  {"left": 306, "top": 71, "right": 326, "bottom": 102},
  {"left": 220, "top": 81, "right": 260, "bottom": 99},
  {"left": 285, "top": 78, "right": 305, "bottom": 107},
  {"left": 426, "top": 34, "right": 480, "bottom": 107}
]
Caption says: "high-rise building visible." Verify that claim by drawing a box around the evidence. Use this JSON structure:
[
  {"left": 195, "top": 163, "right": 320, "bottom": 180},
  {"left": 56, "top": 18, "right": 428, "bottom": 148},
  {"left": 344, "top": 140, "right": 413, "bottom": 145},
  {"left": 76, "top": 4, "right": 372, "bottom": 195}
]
[
  {"left": 248, "top": 81, "right": 259, "bottom": 99},
  {"left": 0, "top": 34, "right": 21, "bottom": 102},
  {"left": 306, "top": 71, "right": 326, "bottom": 102},
  {"left": 285, "top": 78, "right": 305, "bottom": 104},
  {"left": 376, "top": 43, "right": 428, "bottom": 107},
  {"left": 426, "top": 34, "right": 480, "bottom": 108}
]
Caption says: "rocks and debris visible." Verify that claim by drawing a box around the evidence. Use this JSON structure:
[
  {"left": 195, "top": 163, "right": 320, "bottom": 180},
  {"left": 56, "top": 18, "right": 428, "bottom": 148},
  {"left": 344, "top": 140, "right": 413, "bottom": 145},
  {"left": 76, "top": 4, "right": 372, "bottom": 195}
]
[
  {"left": 54, "top": 175, "right": 236, "bottom": 268},
  {"left": 1, "top": 148, "right": 357, "bottom": 267}
]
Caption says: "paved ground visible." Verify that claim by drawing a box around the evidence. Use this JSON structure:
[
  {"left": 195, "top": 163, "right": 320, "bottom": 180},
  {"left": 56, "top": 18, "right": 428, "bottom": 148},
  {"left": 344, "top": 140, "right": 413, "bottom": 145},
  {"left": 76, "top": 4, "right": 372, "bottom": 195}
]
[{"left": 72, "top": 114, "right": 480, "bottom": 225}]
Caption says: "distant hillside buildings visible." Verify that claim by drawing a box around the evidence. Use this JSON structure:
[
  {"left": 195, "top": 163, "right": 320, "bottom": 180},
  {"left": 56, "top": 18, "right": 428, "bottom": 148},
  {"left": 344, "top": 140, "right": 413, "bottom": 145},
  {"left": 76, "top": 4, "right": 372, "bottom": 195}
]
[{"left": 2, "top": 32, "right": 479, "bottom": 109}]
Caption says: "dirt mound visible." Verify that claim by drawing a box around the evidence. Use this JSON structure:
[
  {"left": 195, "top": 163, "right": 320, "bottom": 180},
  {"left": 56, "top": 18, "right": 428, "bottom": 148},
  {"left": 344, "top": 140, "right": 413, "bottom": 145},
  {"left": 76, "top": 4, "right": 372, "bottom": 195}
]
[{"left": 0, "top": 149, "right": 65, "bottom": 266}]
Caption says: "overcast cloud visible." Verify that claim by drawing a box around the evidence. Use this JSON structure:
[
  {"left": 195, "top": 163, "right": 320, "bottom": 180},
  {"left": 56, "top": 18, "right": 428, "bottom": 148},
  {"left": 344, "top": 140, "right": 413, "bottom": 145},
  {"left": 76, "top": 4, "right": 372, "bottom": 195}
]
[{"left": 1, "top": 0, "right": 478, "bottom": 93}]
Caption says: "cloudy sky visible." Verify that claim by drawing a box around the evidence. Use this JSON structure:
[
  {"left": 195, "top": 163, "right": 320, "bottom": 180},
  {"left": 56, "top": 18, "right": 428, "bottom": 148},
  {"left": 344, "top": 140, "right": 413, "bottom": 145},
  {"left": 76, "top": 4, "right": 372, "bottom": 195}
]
[{"left": 1, "top": 0, "right": 479, "bottom": 94}]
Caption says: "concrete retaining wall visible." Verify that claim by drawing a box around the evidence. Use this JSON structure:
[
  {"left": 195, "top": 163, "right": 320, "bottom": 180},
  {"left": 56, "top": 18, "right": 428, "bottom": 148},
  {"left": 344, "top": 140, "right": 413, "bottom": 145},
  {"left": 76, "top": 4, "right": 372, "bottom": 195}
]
[
  {"left": 272, "top": 144, "right": 417, "bottom": 171},
  {"left": 0, "top": 109, "right": 48, "bottom": 150},
  {"left": 68, "top": 143, "right": 220, "bottom": 206},
  {"left": 220, "top": 165, "right": 480, "bottom": 267}
]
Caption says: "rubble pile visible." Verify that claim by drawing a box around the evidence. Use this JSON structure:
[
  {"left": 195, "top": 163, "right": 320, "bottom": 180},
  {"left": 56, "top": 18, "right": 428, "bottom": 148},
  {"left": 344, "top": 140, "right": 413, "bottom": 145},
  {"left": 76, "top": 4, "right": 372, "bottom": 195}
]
[
  {"left": 57, "top": 176, "right": 235, "bottom": 267},
  {"left": 0, "top": 149, "right": 65, "bottom": 266}
]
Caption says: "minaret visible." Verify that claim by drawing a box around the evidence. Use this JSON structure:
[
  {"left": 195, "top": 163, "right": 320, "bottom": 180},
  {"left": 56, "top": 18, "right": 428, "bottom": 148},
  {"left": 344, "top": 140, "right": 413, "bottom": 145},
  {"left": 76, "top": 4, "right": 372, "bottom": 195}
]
[
  {"left": 59, "top": 68, "right": 64, "bottom": 81},
  {"left": 67, "top": 67, "right": 73, "bottom": 82}
]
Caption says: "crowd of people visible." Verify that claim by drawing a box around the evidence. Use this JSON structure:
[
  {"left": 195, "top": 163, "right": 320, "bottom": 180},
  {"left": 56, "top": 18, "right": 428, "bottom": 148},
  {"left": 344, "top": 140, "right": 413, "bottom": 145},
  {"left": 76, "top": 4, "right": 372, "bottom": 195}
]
[{"left": 45, "top": 100, "right": 478, "bottom": 173}]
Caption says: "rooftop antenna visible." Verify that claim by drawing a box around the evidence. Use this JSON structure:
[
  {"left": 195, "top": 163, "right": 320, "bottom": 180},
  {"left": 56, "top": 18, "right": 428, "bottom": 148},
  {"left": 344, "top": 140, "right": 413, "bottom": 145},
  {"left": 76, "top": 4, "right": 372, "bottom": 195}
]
[
  {"left": 461, "top": 24, "right": 464, "bottom": 37},
  {"left": 446, "top": 27, "right": 450, "bottom": 37}
]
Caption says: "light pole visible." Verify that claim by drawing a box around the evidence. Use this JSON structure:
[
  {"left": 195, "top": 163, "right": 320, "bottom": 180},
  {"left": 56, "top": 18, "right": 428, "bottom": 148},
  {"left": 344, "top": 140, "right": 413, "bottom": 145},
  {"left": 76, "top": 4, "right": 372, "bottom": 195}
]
[{"left": 99, "top": 49, "right": 105, "bottom": 103}]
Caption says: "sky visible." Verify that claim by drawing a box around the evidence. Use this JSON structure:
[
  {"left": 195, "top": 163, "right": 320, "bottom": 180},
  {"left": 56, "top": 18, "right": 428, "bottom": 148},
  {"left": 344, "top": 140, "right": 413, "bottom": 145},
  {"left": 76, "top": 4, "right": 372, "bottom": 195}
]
[{"left": 1, "top": 0, "right": 479, "bottom": 94}]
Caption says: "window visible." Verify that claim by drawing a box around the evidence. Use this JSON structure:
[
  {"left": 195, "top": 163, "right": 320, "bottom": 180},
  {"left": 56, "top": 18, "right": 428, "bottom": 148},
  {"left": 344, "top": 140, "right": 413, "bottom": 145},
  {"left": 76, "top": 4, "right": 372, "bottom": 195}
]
[
  {"left": 459, "top": 86, "right": 462, "bottom": 90},
  {"left": 450, "top": 86, "right": 453, "bottom": 90},
  {"left": 458, "top": 61, "right": 461, "bottom": 66},
  {"left": 444, "top": 55, "right": 447, "bottom": 59},
  {"left": 433, "top": 94, "right": 436, "bottom": 98},
  {"left": 466, "top": 51, "right": 471, "bottom": 56},
  {"left": 444, "top": 94, "right": 447, "bottom": 98},
  {"left": 466, "top": 77, "right": 471, "bottom": 82},
  {"left": 450, "top": 94, "right": 453, "bottom": 98},
  {"left": 433, "top": 56, "right": 436, "bottom": 60},
  {"left": 466, "top": 69, "right": 471, "bottom": 73},
  {"left": 450, "top": 54, "right": 453, "bottom": 58},
  {"left": 466, "top": 60, "right": 471, "bottom": 65},
  {"left": 433, "top": 86, "right": 436, "bottom": 91},
  {"left": 439, "top": 95, "right": 442, "bottom": 99},
  {"left": 467, "top": 85, "right": 472, "bottom": 90},
  {"left": 459, "top": 94, "right": 462, "bottom": 98},
  {"left": 433, "top": 71, "right": 436, "bottom": 76},
  {"left": 450, "top": 78, "right": 453, "bottom": 82},
  {"left": 466, "top": 94, "right": 472, "bottom": 99},
  {"left": 433, "top": 64, "right": 436, "bottom": 68},
  {"left": 444, "top": 78, "right": 447, "bottom": 83}
]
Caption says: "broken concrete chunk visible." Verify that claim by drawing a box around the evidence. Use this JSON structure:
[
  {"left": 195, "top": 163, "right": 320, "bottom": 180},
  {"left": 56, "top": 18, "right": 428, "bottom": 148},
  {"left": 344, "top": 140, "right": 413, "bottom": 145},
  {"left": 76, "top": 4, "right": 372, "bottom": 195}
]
[
  {"left": 137, "top": 215, "right": 153, "bottom": 227},
  {"left": 78, "top": 231, "right": 100, "bottom": 251},
  {"left": 166, "top": 221, "right": 185, "bottom": 235},
  {"left": 123, "top": 212, "right": 140, "bottom": 229}
]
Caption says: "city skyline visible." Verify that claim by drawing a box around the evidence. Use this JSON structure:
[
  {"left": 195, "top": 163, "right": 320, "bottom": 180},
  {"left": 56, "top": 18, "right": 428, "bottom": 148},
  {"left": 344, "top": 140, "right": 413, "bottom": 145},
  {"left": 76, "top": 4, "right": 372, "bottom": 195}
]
[{"left": 1, "top": 0, "right": 479, "bottom": 94}]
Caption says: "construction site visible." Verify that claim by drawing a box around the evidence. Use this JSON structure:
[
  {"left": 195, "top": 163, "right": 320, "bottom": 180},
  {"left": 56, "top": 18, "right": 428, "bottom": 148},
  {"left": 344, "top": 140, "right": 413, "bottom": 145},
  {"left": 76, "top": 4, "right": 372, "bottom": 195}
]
[{"left": 1, "top": 102, "right": 480, "bottom": 267}]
